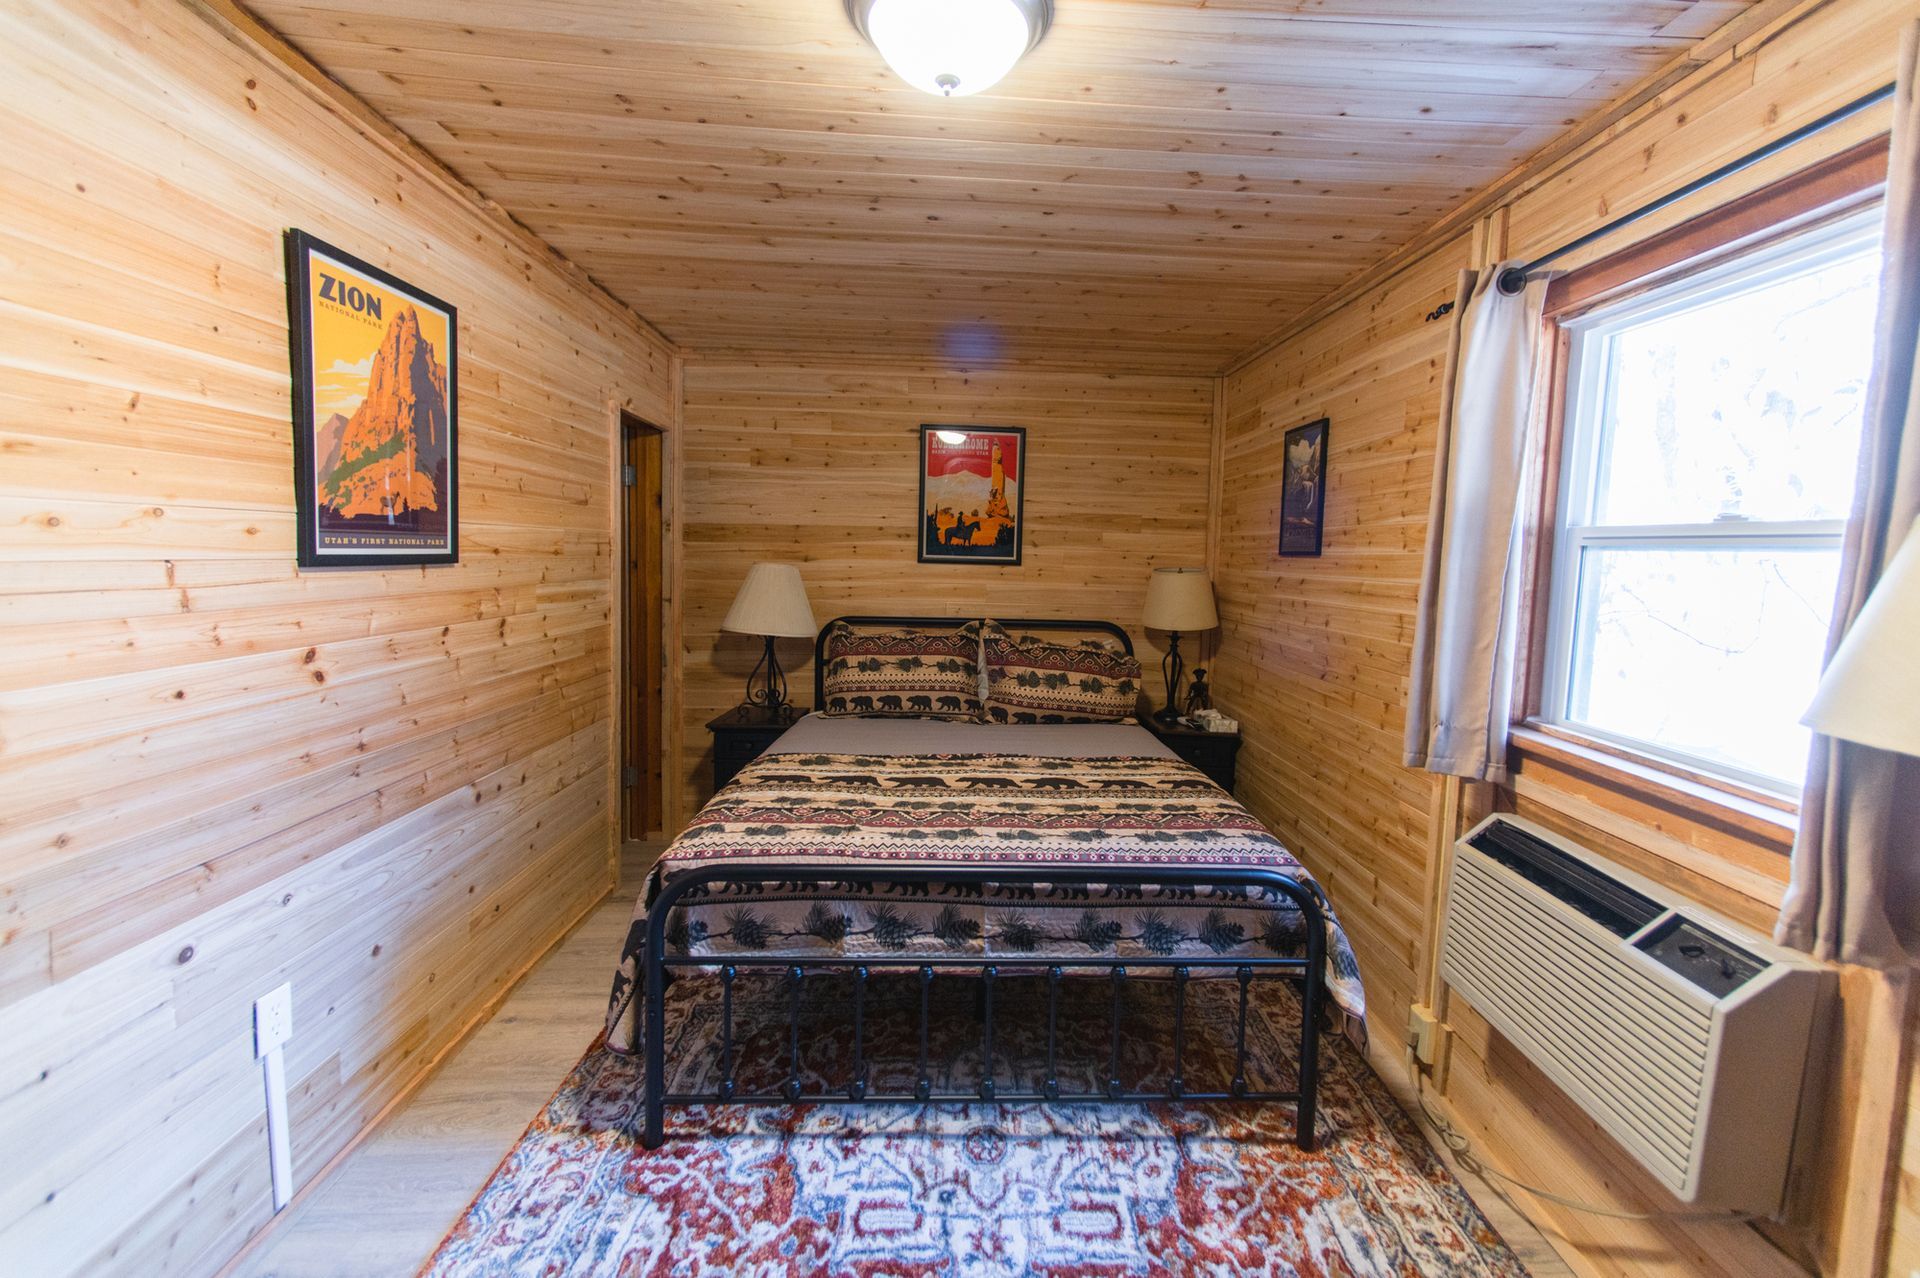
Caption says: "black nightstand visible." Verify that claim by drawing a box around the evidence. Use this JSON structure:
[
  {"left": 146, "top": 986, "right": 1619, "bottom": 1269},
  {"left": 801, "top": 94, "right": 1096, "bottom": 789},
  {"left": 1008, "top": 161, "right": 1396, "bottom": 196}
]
[
  {"left": 1141, "top": 717, "right": 1242, "bottom": 792},
  {"left": 708, "top": 705, "right": 805, "bottom": 791}
]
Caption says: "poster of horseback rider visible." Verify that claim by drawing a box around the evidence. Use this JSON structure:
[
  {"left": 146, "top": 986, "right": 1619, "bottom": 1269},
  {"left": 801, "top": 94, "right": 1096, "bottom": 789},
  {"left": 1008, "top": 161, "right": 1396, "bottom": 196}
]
[{"left": 917, "top": 425, "right": 1026, "bottom": 565}]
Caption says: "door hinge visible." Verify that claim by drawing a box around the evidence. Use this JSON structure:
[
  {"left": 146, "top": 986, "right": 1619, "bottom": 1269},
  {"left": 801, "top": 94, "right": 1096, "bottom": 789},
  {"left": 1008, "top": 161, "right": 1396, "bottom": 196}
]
[
  {"left": 622, "top": 765, "right": 640, "bottom": 787},
  {"left": 621, "top": 464, "right": 638, "bottom": 488}
]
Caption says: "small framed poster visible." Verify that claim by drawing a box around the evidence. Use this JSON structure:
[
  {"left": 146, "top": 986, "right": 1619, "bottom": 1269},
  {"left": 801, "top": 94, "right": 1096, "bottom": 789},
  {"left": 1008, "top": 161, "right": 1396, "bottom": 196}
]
[
  {"left": 285, "top": 229, "right": 458, "bottom": 567},
  {"left": 1278, "top": 417, "right": 1329, "bottom": 557},
  {"left": 918, "top": 425, "right": 1026, "bottom": 565}
]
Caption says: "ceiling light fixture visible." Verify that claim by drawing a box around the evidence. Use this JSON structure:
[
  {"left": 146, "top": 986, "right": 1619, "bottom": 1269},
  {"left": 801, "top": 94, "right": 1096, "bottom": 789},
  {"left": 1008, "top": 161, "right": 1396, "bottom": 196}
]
[{"left": 845, "top": 0, "right": 1054, "bottom": 99}]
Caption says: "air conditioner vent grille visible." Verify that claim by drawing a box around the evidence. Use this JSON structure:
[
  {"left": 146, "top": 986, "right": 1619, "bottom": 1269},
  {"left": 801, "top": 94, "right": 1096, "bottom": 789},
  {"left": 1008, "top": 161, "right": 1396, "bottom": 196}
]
[
  {"left": 1440, "top": 814, "right": 1829, "bottom": 1211},
  {"left": 1444, "top": 851, "right": 1707, "bottom": 1186},
  {"left": 1467, "top": 818, "right": 1664, "bottom": 937}
]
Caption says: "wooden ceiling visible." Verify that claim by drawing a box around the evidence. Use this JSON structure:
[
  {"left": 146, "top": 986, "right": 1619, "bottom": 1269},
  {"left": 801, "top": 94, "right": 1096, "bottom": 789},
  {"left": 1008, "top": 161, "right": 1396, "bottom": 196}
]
[{"left": 249, "top": 0, "right": 1757, "bottom": 373}]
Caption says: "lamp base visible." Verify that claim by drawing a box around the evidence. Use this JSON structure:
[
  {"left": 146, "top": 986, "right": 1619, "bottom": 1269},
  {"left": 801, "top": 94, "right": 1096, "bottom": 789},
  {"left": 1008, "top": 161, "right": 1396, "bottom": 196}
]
[
  {"left": 1156, "top": 630, "right": 1186, "bottom": 724},
  {"left": 743, "top": 634, "right": 792, "bottom": 716}
]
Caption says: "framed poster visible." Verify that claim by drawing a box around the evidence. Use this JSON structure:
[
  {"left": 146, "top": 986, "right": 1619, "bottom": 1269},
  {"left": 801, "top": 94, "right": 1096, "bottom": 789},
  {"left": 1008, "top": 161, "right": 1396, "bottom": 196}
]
[
  {"left": 917, "top": 425, "right": 1026, "bottom": 565},
  {"left": 285, "top": 229, "right": 458, "bottom": 567},
  {"left": 1278, "top": 417, "right": 1328, "bottom": 557}
]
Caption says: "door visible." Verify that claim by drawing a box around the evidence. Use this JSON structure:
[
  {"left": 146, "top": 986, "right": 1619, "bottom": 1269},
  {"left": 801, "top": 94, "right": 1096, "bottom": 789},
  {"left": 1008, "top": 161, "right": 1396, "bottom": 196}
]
[{"left": 620, "top": 413, "right": 665, "bottom": 840}]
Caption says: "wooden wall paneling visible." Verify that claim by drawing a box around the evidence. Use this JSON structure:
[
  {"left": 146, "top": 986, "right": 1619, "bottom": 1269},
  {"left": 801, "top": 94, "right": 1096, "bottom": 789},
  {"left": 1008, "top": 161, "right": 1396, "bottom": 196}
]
[
  {"left": 675, "top": 359, "right": 1213, "bottom": 815},
  {"left": 241, "top": 0, "right": 1764, "bottom": 373},
  {"left": 1220, "top": 0, "right": 1814, "bottom": 376},
  {"left": 1213, "top": 2, "right": 1920, "bottom": 1273},
  {"left": 1830, "top": 971, "right": 1915, "bottom": 1278},
  {"left": 1889, "top": 991, "right": 1920, "bottom": 1276},
  {"left": 0, "top": 2, "right": 678, "bottom": 1275},
  {"left": 1214, "top": 235, "right": 1475, "bottom": 1048}
]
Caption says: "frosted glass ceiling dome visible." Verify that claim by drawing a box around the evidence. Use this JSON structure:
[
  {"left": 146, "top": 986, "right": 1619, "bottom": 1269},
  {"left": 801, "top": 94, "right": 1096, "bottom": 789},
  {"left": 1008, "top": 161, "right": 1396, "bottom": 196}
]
[{"left": 845, "top": 0, "right": 1054, "bottom": 98}]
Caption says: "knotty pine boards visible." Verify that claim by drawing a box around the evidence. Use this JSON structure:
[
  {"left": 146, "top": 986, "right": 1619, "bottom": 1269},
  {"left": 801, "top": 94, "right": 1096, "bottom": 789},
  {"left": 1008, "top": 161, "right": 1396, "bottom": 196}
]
[
  {"left": 0, "top": 1, "right": 674, "bottom": 1274},
  {"left": 243, "top": 0, "right": 1757, "bottom": 373},
  {"left": 1211, "top": 0, "right": 1915, "bottom": 1273},
  {"left": 675, "top": 360, "right": 1212, "bottom": 816}
]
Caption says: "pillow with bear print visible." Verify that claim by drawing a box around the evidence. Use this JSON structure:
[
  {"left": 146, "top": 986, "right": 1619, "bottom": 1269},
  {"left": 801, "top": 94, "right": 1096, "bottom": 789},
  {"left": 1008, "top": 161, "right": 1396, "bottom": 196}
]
[
  {"left": 980, "top": 623, "right": 1143, "bottom": 723},
  {"left": 819, "top": 621, "right": 983, "bottom": 719}
]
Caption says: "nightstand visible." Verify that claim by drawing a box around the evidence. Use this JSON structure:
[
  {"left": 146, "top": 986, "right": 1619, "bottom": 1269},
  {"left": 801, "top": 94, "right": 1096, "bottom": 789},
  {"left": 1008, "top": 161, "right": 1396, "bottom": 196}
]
[
  {"left": 708, "top": 705, "right": 805, "bottom": 791},
  {"left": 1141, "top": 717, "right": 1242, "bottom": 792}
]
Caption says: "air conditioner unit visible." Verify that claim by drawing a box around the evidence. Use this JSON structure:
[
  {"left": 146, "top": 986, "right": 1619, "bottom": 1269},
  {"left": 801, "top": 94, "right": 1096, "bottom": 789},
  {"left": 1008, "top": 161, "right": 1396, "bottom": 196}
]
[{"left": 1440, "top": 814, "right": 1830, "bottom": 1213}]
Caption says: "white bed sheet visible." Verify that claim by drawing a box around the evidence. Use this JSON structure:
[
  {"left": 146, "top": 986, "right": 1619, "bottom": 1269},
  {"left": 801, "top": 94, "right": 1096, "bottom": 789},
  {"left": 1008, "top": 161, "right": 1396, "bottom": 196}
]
[{"left": 765, "top": 711, "right": 1177, "bottom": 760}]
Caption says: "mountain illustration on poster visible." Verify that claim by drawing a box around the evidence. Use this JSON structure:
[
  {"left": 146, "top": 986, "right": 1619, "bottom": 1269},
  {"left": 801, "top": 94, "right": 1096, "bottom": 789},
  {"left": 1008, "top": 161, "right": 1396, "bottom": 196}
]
[{"left": 285, "top": 230, "right": 459, "bottom": 567}]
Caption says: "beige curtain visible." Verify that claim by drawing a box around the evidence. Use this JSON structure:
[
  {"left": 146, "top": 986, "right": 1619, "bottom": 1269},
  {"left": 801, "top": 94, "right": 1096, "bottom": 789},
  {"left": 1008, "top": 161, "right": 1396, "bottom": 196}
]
[
  {"left": 1776, "top": 27, "right": 1920, "bottom": 968},
  {"left": 1403, "top": 264, "right": 1551, "bottom": 783}
]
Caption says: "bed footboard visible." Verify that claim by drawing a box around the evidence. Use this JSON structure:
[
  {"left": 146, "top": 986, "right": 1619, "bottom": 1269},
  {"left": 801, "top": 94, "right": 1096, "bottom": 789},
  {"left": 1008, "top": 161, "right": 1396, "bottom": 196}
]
[{"left": 637, "top": 864, "right": 1327, "bottom": 1151}]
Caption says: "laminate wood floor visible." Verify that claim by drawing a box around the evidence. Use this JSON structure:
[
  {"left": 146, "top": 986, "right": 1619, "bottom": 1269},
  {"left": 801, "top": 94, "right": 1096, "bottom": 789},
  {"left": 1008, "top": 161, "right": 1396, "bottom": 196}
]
[
  {"left": 229, "top": 841, "right": 663, "bottom": 1278},
  {"left": 231, "top": 839, "right": 1573, "bottom": 1277}
]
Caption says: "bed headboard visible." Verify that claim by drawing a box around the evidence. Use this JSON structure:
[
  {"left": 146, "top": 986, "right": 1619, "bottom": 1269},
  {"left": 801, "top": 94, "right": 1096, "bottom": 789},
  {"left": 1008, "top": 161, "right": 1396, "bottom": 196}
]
[{"left": 812, "top": 616, "right": 1134, "bottom": 708}]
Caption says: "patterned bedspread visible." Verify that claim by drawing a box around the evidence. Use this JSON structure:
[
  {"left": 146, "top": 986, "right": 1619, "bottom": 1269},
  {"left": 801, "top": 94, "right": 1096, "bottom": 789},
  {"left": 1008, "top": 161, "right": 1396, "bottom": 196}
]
[{"left": 604, "top": 752, "right": 1366, "bottom": 1052}]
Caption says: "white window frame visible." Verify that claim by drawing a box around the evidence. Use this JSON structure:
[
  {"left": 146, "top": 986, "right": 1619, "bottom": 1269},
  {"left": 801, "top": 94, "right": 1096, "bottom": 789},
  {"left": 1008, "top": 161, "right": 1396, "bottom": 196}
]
[{"left": 1538, "top": 209, "right": 1880, "bottom": 796}]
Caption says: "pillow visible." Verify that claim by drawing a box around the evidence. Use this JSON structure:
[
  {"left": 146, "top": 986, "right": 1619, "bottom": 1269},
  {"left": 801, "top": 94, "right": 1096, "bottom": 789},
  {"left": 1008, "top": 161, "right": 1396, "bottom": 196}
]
[
  {"left": 981, "top": 623, "right": 1143, "bottom": 723},
  {"left": 819, "top": 621, "right": 984, "bottom": 719}
]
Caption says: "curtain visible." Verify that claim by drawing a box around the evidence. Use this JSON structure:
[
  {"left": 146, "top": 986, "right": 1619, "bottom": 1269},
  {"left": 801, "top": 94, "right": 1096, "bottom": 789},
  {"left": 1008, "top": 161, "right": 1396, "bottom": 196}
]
[
  {"left": 1403, "top": 264, "right": 1552, "bottom": 783},
  {"left": 1776, "top": 27, "right": 1920, "bottom": 968}
]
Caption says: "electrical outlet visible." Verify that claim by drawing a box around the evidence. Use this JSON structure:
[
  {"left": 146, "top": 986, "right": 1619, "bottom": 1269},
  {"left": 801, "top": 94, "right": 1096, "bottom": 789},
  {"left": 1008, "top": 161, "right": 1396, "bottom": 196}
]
[
  {"left": 254, "top": 982, "right": 293, "bottom": 1058},
  {"left": 1407, "top": 1003, "right": 1441, "bottom": 1067},
  {"left": 254, "top": 982, "right": 296, "bottom": 1210}
]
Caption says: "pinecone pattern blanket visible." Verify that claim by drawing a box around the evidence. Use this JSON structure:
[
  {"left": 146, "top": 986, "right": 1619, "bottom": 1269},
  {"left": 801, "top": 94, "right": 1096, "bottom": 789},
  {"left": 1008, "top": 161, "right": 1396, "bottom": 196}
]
[{"left": 606, "top": 752, "right": 1367, "bottom": 1052}]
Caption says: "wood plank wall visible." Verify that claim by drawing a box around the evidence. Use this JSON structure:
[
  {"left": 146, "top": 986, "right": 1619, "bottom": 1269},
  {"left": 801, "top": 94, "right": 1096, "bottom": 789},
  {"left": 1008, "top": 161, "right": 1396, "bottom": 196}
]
[
  {"left": 1211, "top": 1, "right": 1917, "bottom": 1274},
  {"left": 1894, "top": 1001, "right": 1920, "bottom": 1276},
  {"left": 0, "top": 3, "right": 676, "bottom": 1275},
  {"left": 676, "top": 360, "right": 1212, "bottom": 815}
]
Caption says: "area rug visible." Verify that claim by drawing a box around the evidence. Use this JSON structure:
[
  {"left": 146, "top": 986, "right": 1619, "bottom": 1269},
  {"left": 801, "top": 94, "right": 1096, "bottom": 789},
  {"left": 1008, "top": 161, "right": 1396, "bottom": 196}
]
[{"left": 421, "top": 973, "right": 1527, "bottom": 1277}]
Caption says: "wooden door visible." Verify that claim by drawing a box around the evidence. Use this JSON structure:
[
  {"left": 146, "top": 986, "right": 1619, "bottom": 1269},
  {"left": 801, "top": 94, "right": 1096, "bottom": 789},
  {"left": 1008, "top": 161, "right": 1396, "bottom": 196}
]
[{"left": 621, "top": 414, "right": 665, "bottom": 839}]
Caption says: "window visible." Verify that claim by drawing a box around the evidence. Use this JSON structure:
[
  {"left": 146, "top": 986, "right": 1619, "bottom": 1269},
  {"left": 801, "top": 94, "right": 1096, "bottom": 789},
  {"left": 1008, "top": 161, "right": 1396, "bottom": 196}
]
[{"left": 1539, "top": 209, "right": 1883, "bottom": 795}]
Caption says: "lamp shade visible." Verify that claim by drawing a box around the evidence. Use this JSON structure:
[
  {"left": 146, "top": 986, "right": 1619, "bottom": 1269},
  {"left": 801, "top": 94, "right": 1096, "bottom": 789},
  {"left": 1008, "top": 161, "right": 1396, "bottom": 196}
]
[
  {"left": 720, "top": 563, "right": 816, "bottom": 639},
  {"left": 1802, "top": 517, "right": 1920, "bottom": 757},
  {"left": 1143, "top": 567, "right": 1218, "bottom": 632}
]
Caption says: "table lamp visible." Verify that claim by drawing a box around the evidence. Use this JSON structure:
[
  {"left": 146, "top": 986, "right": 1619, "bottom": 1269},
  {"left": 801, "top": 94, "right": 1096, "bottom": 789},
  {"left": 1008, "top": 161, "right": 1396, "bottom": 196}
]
[
  {"left": 720, "top": 563, "right": 815, "bottom": 717},
  {"left": 1802, "top": 517, "right": 1920, "bottom": 757},
  {"left": 1143, "top": 567, "right": 1219, "bottom": 724}
]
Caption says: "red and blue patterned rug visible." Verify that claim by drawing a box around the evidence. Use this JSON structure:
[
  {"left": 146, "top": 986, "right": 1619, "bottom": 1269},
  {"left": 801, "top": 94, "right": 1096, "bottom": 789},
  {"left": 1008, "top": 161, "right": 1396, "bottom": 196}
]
[{"left": 421, "top": 975, "right": 1527, "bottom": 1276}]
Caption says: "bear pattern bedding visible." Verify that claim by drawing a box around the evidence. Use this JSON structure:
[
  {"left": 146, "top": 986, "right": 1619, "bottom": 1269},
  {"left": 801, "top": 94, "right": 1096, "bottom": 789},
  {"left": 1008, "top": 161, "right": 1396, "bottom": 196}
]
[{"left": 604, "top": 749, "right": 1366, "bottom": 1053}]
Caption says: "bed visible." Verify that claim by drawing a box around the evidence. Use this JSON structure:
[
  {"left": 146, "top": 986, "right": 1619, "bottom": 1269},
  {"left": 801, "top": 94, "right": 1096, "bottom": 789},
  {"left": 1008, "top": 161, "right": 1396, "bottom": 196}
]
[{"left": 605, "top": 617, "right": 1366, "bottom": 1151}]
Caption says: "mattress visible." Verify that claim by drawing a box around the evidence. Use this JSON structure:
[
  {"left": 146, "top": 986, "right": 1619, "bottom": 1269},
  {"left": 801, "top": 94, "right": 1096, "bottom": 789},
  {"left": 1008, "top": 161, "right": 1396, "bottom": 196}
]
[{"left": 604, "top": 723, "right": 1366, "bottom": 1052}]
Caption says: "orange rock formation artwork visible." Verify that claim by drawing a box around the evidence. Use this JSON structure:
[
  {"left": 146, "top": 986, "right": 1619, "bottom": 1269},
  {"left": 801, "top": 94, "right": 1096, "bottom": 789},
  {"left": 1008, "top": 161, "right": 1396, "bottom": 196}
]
[{"left": 317, "top": 305, "right": 448, "bottom": 522}]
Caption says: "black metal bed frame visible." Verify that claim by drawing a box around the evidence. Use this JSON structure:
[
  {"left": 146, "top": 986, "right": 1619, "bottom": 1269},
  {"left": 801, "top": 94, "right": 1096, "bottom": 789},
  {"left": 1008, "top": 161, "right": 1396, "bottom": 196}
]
[{"left": 638, "top": 617, "right": 1325, "bottom": 1151}]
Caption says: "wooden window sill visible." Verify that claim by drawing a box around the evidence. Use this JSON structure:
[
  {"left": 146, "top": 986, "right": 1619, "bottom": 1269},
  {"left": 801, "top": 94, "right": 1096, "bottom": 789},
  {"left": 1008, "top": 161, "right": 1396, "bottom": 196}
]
[
  {"left": 1511, "top": 723, "right": 1798, "bottom": 840},
  {"left": 1504, "top": 724, "right": 1796, "bottom": 918}
]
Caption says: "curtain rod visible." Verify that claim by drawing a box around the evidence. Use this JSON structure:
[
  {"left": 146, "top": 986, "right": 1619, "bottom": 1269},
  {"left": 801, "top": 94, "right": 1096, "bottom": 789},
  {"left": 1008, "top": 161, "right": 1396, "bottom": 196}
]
[{"left": 1495, "top": 82, "right": 1897, "bottom": 295}]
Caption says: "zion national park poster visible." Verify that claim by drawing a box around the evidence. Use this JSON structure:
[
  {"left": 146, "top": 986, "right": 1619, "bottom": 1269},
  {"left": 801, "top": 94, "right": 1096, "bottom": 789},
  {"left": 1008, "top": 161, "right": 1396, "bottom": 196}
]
[
  {"left": 285, "top": 230, "right": 458, "bottom": 567},
  {"left": 918, "top": 425, "right": 1026, "bottom": 565}
]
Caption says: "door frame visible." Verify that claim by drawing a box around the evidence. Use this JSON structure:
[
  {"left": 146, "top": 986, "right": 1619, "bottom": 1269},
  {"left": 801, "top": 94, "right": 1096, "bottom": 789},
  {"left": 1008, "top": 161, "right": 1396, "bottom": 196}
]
[{"left": 617, "top": 409, "right": 668, "bottom": 844}]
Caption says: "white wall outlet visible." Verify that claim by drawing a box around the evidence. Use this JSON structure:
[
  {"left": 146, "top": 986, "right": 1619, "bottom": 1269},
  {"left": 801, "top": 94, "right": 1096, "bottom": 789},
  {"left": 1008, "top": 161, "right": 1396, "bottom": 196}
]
[
  {"left": 254, "top": 982, "right": 293, "bottom": 1058},
  {"left": 1407, "top": 1003, "right": 1442, "bottom": 1067},
  {"left": 254, "top": 982, "right": 295, "bottom": 1210}
]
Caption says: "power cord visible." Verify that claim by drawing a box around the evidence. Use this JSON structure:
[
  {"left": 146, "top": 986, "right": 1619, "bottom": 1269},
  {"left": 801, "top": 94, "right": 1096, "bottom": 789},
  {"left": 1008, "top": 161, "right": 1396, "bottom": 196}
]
[{"left": 1408, "top": 1071, "right": 1759, "bottom": 1224}]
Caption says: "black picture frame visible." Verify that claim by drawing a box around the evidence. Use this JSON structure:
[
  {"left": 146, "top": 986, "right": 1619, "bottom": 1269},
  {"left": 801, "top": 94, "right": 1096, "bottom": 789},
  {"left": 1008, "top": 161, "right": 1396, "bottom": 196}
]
[
  {"left": 1278, "top": 417, "right": 1329, "bottom": 557},
  {"left": 285, "top": 229, "right": 459, "bottom": 568},
  {"left": 917, "top": 425, "right": 1026, "bottom": 566}
]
